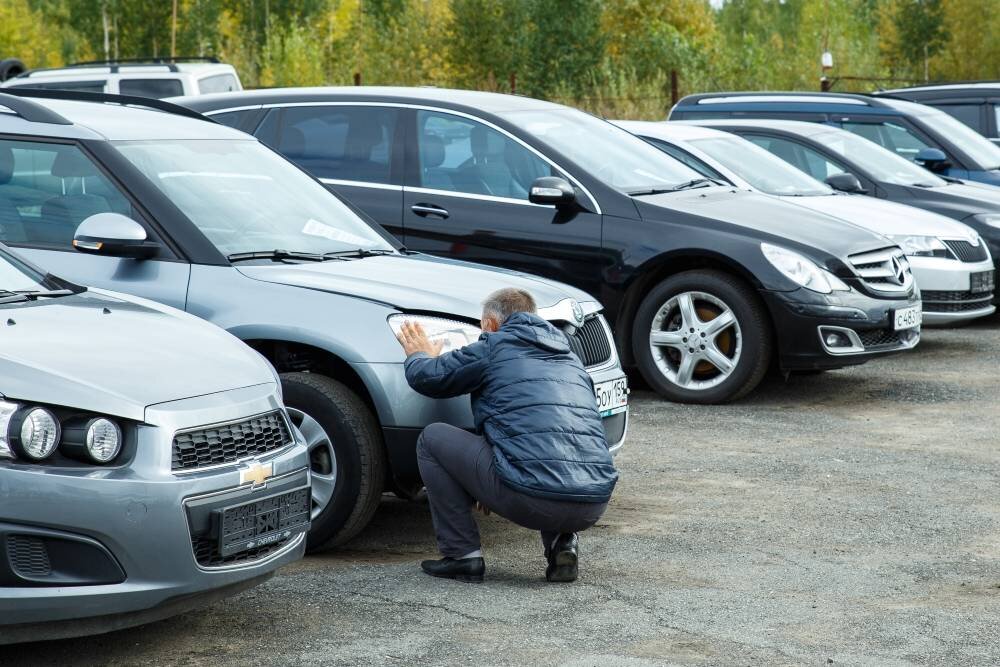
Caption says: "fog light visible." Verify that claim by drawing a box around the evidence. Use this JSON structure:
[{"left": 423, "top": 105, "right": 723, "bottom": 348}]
[
  {"left": 11, "top": 408, "right": 61, "bottom": 461},
  {"left": 825, "top": 332, "right": 841, "bottom": 347},
  {"left": 62, "top": 417, "right": 122, "bottom": 464}
]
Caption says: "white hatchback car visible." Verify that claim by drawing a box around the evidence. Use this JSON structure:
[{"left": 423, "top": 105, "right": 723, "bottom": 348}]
[
  {"left": 0, "top": 59, "right": 241, "bottom": 99},
  {"left": 618, "top": 120, "right": 997, "bottom": 325}
]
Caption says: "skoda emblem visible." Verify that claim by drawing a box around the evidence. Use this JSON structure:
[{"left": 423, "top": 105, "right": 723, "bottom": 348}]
[{"left": 570, "top": 300, "right": 585, "bottom": 326}]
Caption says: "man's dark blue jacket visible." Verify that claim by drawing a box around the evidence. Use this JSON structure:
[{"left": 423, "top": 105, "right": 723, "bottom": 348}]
[{"left": 404, "top": 312, "right": 618, "bottom": 503}]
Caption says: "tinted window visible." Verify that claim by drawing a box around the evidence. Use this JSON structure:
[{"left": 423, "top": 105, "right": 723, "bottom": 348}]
[
  {"left": 7, "top": 80, "right": 106, "bottom": 93},
  {"left": 938, "top": 104, "right": 984, "bottom": 133},
  {"left": 260, "top": 106, "right": 398, "bottom": 184},
  {"left": 416, "top": 110, "right": 554, "bottom": 199},
  {"left": 198, "top": 74, "right": 239, "bottom": 94},
  {"left": 118, "top": 78, "right": 184, "bottom": 99},
  {"left": 211, "top": 110, "right": 252, "bottom": 131},
  {"left": 839, "top": 120, "right": 931, "bottom": 161},
  {"left": 744, "top": 135, "right": 847, "bottom": 182},
  {"left": 811, "top": 129, "right": 945, "bottom": 187},
  {"left": 0, "top": 139, "right": 137, "bottom": 248}
]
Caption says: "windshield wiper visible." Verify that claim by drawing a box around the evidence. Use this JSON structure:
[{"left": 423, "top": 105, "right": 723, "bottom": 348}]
[
  {"left": 669, "top": 178, "right": 727, "bottom": 191},
  {"left": 0, "top": 289, "right": 74, "bottom": 304},
  {"left": 227, "top": 250, "right": 328, "bottom": 263},
  {"left": 322, "top": 248, "right": 398, "bottom": 259}
]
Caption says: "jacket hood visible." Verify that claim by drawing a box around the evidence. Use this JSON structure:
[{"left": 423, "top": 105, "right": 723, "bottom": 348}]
[
  {"left": 237, "top": 253, "right": 598, "bottom": 320},
  {"left": 500, "top": 312, "right": 570, "bottom": 353},
  {"left": 0, "top": 290, "right": 274, "bottom": 421},
  {"left": 785, "top": 194, "right": 980, "bottom": 240},
  {"left": 633, "top": 188, "right": 889, "bottom": 258}
]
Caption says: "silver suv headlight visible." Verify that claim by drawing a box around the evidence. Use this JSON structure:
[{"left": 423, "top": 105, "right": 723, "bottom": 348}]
[{"left": 388, "top": 314, "right": 481, "bottom": 354}]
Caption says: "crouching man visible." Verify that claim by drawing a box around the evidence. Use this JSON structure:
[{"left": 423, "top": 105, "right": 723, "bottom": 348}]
[{"left": 395, "top": 288, "right": 618, "bottom": 583}]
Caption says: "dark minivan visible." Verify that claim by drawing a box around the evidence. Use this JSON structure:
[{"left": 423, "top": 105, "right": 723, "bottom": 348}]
[
  {"left": 178, "top": 87, "right": 921, "bottom": 404},
  {"left": 670, "top": 92, "right": 1000, "bottom": 188},
  {"left": 874, "top": 83, "right": 1000, "bottom": 146}
]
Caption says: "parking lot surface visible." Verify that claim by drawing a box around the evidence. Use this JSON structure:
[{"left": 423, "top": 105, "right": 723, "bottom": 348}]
[{"left": 3, "top": 321, "right": 999, "bottom": 666}]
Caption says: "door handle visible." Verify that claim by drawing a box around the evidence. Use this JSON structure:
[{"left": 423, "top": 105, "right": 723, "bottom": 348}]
[{"left": 411, "top": 203, "right": 449, "bottom": 219}]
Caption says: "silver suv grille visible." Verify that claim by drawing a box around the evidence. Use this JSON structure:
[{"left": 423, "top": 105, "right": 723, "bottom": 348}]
[{"left": 848, "top": 247, "right": 913, "bottom": 293}]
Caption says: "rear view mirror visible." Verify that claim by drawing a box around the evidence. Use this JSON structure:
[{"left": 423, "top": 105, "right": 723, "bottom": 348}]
[
  {"left": 915, "top": 147, "right": 951, "bottom": 173},
  {"left": 825, "top": 173, "right": 866, "bottom": 194},
  {"left": 73, "top": 213, "right": 160, "bottom": 259},
  {"left": 529, "top": 177, "right": 577, "bottom": 206}
]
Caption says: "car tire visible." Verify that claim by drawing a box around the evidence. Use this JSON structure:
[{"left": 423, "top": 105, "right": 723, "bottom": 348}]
[
  {"left": 632, "top": 270, "right": 771, "bottom": 404},
  {"left": 280, "top": 372, "right": 385, "bottom": 552}
]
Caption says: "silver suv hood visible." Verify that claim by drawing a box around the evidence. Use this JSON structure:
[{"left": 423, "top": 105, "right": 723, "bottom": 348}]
[
  {"left": 0, "top": 289, "right": 274, "bottom": 421},
  {"left": 236, "top": 253, "right": 599, "bottom": 321}
]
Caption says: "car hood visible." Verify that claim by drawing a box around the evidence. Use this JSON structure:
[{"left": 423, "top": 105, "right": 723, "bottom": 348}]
[
  {"left": 633, "top": 188, "right": 888, "bottom": 258},
  {"left": 782, "top": 194, "right": 980, "bottom": 240},
  {"left": 236, "top": 253, "right": 599, "bottom": 321},
  {"left": 0, "top": 290, "right": 274, "bottom": 421}
]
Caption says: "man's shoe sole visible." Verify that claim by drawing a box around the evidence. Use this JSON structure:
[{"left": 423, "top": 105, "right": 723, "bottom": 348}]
[
  {"left": 546, "top": 550, "right": 578, "bottom": 583},
  {"left": 425, "top": 571, "right": 484, "bottom": 584}
]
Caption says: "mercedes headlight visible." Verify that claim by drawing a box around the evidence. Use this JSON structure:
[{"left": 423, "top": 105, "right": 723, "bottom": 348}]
[
  {"left": 887, "top": 235, "right": 950, "bottom": 258},
  {"left": 388, "top": 314, "right": 481, "bottom": 354},
  {"left": 761, "top": 243, "right": 850, "bottom": 294}
]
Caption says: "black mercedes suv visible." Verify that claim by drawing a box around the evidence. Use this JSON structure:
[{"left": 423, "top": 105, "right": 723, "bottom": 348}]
[{"left": 177, "top": 87, "right": 921, "bottom": 404}]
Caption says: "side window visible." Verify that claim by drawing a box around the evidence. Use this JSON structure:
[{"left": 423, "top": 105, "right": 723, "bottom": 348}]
[
  {"left": 118, "top": 78, "right": 184, "bottom": 99},
  {"left": 840, "top": 120, "right": 931, "bottom": 161},
  {"left": 644, "top": 138, "right": 725, "bottom": 180},
  {"left": 258, "top": 106, "right": 398, "bottom": 184},
  {"left": 210, "top": 110, "right": 254, "bottom": 132},
  {"left": 745, "top": 135, "right": 845, "bottom": 181},
  {"left": 198, "top": 74, "right": 239, "bottom": 94},
  {"left": 937, "top": 104, "right": 984, "bottom": 133},
  {"left": 0, "top": 139, "right": 138, "bottom": 248},
  {"left": 415, "top": 110, "right": 555, "bottom": 199}
]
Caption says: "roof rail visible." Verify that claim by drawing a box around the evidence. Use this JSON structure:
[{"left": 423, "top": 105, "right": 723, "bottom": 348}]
[
  {"left": 69, "top": 56, "right": 220, "bottom": 67},
  {"left": 0, "top": 87, "right": 213, "bottom": 123},
  {"left": 678, "top": 91, "right": 884, "bottom": 107},
  {"left": 0, "top": 91, "right": 72, "bottom": 125}
]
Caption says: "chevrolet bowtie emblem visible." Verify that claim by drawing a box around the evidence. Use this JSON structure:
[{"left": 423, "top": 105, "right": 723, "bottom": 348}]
[{"left": 240, "top": 461, "right": 273, "bottom": 488}]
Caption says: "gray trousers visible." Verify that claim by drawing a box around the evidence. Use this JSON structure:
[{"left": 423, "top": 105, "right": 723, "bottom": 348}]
[{"left": 416, "top": 422, "right": 608, "bottom": 558}]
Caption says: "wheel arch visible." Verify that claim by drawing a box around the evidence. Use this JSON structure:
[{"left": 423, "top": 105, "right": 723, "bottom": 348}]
[{"left": 615, "top": 250, "right": 774, "bottom": 367}]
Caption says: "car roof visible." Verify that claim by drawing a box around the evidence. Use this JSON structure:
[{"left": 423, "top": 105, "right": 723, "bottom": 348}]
[
  {"left": 8, "top": 62, "right": 236, "bottom": 82},
  {"left": 685, "top": 118, "right": 842, "bottom": 138},
  {"left": 173, "top": 86, "right": 568, "bottom": 116},
  {"left": 673, "top": 91, "right": 940, "bottom": 116},
  {"left": 613, "top": 120, "right": 733, "bottom": 142},
  {"left": 0, "top": 95, "right": 250, "bottom": 141},
  {"left": 877, "top": 82, "right": 1000, "bottom": 95}
]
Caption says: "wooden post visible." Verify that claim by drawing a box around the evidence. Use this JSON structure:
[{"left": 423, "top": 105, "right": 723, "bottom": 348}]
[
  {"left": 670, "top": 69, "right": 679, "bottom": 107},
  {"left": 171, "top": 0, "right": 178, "bottom": 58},
  {"left": 509, "top": 73, "right": 517, "bottom": 94},
  {"left": 354, "top": 72, "right": 362, "bottom": 86}
]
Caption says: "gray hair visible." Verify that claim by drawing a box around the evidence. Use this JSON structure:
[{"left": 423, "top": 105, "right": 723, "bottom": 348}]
[{"left": 482, "top": 288, "right": 537, "bottom": 323}]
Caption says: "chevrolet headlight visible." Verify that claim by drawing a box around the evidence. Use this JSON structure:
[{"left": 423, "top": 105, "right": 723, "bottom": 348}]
[
  {"left": 761, "top": 243, "right": 850, "bottom": 294},
  {"left": 887, "top": 235, "right": 950, "bottom": 258},
  {"left": 388, "top": 314, "right": 481, "bottom": 354},
  {"left": 0, "top": 399, "right": 124, "bottom": 464}
]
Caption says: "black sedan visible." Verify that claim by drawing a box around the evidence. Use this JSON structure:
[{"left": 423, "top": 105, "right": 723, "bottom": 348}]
[{"left": 176, "top": 87, "right": 921, "bottom": 404}]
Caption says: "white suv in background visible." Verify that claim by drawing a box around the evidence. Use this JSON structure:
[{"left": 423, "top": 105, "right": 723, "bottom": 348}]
[{"left": 0, "top": 58, "right": 241, "bottom": 99}]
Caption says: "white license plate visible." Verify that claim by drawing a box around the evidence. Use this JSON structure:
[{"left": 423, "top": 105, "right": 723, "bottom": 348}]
[
  {"left": 894, "top": 305, "right": 922, "bottom": 331},
  {"left": 595, "top": 377, "right": 628, "bottom": 417}
]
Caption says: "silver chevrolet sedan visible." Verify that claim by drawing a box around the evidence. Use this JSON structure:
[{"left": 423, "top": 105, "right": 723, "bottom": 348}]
[{"left": 0, "top": 246, "right": 310, "bottom": 643}]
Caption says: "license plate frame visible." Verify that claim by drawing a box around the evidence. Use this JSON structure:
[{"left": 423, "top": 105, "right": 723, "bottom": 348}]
[
  {"left": 595, "top": 376, "right": 629, "bottom": 417},
  {"left": 970, "top": 270, "right": 995, "bottom": 294},
  {"left": 216, "top": 486, "right": 311, "bottom": 557},
  {"left": 893, "top": 305, "right": 922, "bottom": 331}
]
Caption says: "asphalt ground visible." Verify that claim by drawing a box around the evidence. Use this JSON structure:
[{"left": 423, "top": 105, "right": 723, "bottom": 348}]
[{"left": 3, "top": 317, "right": 999, "bottom": 666}]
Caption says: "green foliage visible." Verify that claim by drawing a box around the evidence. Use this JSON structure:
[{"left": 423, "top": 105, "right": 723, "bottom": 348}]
[{"left": 6, "top": 0, "right": 997, "bottom": 119}]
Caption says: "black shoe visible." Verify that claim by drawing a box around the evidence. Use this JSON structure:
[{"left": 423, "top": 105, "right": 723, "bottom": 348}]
[
  {"left": 420, "top": 557, "right": 485, "bottom": 583},
  {"left": 545, "top": 533, "right": 579, "bottom": 583}
]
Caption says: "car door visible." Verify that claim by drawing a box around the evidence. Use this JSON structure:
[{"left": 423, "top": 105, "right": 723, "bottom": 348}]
[
  {"left": 400, "top": 108, "right": 603, "bottom": 293},
  {"left": 253, "top": 104, "right": 404, "bottom": 236},
  {"left": 0, "top": 137, "right": 190, "bottom": 309}
]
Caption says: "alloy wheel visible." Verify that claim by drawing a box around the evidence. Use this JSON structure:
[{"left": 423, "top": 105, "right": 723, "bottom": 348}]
[
  {"left": 286, "top": 407, "right": 338, "bottom": 520},
  {"left": 648, "top": 291, "right": 743, "bottom": 391}
]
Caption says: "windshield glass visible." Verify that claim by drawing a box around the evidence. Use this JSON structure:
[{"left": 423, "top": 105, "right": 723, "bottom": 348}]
[
  {"left": 0, "top": 249, "right": 52, "bottom": 292},
  {"left": 813, "top": 130, "right": 947, "bottom": 187},
  {"left": 919, "top": 107, "right": 1000, "bottom": 170},
  {"left": 498, "top": 108, "right": 703, "bottom": 192},
  {"left": 689, "top": 136, "right": 832, "bottom": 196},
  {"left": 113, "top": 139, "right": 394, "bottom": 257}
]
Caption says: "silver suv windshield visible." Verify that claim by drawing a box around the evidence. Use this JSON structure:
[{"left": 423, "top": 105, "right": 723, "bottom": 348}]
[
  {"left": 813, "top": 130, "right": 947, "bottom": 187},
  {"left": 919, "top": 107, "right": 1000, "bottom": 170},
  {"left": 113, "top": 139, "right": 394, "bottom": 257},
  {"left": 498, "top": 108, "right": 703, "bottom": 193},
  {"left": 689, "top": 136, "right": 831, "bottom": 196}
]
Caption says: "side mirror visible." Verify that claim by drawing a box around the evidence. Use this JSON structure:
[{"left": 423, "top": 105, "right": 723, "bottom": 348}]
[
  {"left": 825, "top": 172, "right": 866, "bottom": 194},
  {"left": 529, "top": 176, "right": 577, "bottom": 206},
  {"left": 915, "top": 147, "right": 951, "bottom": 173},
  {"left": 73, "top": 213, "right": 160, "bottom": 259}
]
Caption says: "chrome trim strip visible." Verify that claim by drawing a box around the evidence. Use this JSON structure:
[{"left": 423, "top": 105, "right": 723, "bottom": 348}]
[
  {"left": 204, "top": 104, "right": 262, "bottom": 114},
  {"left": 203, "top": 100, "right": 602, "bottom": 214},
  {"left": 319, "top": 177, "right": 403, "bottom": 192},
  {"left": 405, "top": 186, "right": 552, "bottom": 208}
]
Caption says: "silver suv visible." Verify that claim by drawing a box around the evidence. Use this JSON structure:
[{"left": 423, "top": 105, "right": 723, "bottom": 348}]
[
  {"left": 0, "top": 246, "right": 309, "bottom": 643},
  {"left": 0, "top": 90, "right": 628, "bottom": 551}
]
